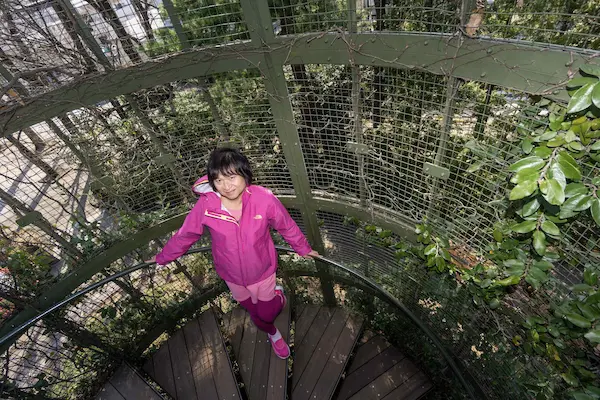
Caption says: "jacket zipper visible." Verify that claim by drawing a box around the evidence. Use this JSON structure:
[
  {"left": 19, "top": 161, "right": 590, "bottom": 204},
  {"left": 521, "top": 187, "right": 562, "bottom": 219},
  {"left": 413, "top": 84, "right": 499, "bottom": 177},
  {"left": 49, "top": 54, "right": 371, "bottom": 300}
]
[{"left": 204, "top": 208, "right": 245, "bottom": 285}]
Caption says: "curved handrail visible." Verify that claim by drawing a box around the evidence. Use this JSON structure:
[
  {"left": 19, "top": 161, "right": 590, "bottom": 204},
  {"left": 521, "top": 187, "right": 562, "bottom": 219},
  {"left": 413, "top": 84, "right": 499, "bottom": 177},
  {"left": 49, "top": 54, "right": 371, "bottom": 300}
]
[{"left": 0, "top": 246, "right": 477, "bottom": 399}]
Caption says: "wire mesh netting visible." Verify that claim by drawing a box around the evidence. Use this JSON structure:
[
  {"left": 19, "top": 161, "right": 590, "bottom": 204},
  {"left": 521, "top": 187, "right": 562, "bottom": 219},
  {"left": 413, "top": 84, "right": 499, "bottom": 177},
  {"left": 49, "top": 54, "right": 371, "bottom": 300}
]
[{"left": 1, "top": 0, "right": 600, "bottom": 399}]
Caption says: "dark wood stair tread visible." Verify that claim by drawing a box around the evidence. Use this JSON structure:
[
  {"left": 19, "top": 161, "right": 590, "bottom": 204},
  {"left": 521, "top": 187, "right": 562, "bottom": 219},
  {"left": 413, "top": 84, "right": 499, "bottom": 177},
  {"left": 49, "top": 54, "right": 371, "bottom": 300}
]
[
  {"left": 334, "top": 333, "right": 433, "bottom": 400},
  {"left": 292, "top": 305, "right": 364, "bottom": 400},
  {"left": 142, "top": 308, "right": 240, "bottom": 400},
  {"left": 96, "top": 363, "right": 163, "bottom": 400}
]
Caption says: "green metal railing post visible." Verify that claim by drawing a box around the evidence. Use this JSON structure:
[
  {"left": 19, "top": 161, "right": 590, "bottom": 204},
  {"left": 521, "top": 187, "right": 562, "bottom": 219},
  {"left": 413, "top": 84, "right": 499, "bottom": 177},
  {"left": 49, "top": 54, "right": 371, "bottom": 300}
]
[
  {"left": 162, "top": 0, "right": 191, "bottom": 50},
  {"left": 240, "top": 0, "right": 336, "bottom": 306},
  {"left": 57, "top": 0, "right": 113, "bottom": 70}
]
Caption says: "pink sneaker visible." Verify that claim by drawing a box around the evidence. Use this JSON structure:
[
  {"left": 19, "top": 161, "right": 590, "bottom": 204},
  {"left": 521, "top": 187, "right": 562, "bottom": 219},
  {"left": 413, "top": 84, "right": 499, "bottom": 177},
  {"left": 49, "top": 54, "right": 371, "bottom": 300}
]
[
  {"left": 268, "top": 329, "right": 290, "bottom": 359},
  {"left": 274, "top": 285, "right": 286, "bottom": 308}
]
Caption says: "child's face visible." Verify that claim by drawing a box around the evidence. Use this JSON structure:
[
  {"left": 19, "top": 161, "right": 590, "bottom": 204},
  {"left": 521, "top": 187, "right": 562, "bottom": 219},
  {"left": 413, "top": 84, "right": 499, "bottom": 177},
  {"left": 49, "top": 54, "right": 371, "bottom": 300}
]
[{"left": 214, "top": 173, "right": 247, "bottom": 201}]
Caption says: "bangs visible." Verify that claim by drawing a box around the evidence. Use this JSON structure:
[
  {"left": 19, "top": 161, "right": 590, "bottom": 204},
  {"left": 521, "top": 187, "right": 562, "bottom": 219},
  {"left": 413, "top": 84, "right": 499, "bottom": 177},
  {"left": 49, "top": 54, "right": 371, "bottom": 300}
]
[{"left": 207, "top": 148, "right": 253, "bottom": 188}]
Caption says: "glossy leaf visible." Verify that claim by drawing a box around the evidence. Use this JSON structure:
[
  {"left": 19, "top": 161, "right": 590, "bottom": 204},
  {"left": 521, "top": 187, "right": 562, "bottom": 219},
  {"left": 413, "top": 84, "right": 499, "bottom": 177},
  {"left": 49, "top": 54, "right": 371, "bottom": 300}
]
[
  {"left": 466, "top": 161, "right": 484, "bottom": 173},
  {"left": 557, "top": 151, "right": 583, "bottom": 181},
  {"left": 511, "top": 168, "right": 541, "bottom": 185},
  {"left": 584, "top": 330, "right": 600, "bottom": 344},
  {"left": 510, "top": 180, "right": 538, "bottom": 201},
  {"left": 525, "top": 274, "right": 541, "bottom": 290},
  {"left": 591, "top": 198, "right": 600, "bottom": 227},
  {"left": 569, "top": 141, "right": 585, "bottom": 152},
  {"left": 528, "top": 266, "right": 548, "bottom": 282},
  {"left": 549, "top": 161, "right": 567, "bottom": 189},
  {"left": 594, "top": 81, "right": 600, "bottom": 109},
  {"left": 543, "top": 178, "right": 565, "bottom": 205},
  {"left": 565, "top": 183, "right": 588, "bottom": 197},
  {"left": 508, "top": 156, "right": 545, "bottom": 173},
  {"left": 584, "top": 269, "right": 598, "bottom": 286},
  {"left": 581, "top": 64, "right": 600, "bottom": 78},
  {"left": 511, "top": 220, "right": 537, "bottom": 233},
  {"left": 565, "top": 313, "right": 592, "bottom": 328},
  {"left": 571, "top": 392, "right": 594, "bottom": 400},
  {"left": 424, "top": 243, "right": 436, "bottom": 256},
  {"left": 521, "top": 138, "right": 533, "bottom": 154},
  {"left": 532, "top": 230, "right": 547, "bottom": 255},
  {"left": 567, "top": 83, "right": 596, "bottom": 114},
  {"left": 541, "top": 220, "right": 561, "bottom": 236},
  {"left": 534, "top": 146, "right": 552, "bottom": 159},
  {"left": 562, "top": 372, "right": 580, "bottom": 386},
  {"left": 533, "top": 260, "right": 553, "bottom": 271},
  {"left": 567, "top": 76, "right": 599, "bottom": 88},
  {"left": 495, "top": 275, "right": 521, "bottom": 286},
  {"left": 590, "top": 140, "right": 600, "bottom": 151},
  {"left": 493, "top": 229, "right": 503, "bottom": 242},
  {"left": 521, "top": 198, "right": 540, "bottom": 217}
]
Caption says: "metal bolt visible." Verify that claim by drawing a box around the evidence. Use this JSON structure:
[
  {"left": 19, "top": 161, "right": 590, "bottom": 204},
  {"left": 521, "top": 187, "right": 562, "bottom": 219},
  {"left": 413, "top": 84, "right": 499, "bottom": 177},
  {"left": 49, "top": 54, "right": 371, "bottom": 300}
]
[
  {"left": 324, "top": 39, "right": 328, "bottom": 43},
  {"left": 424, "top": 40, "right": 429, "bottom": 45},
  {"left": 327, "top": 57, "right": 331, "bottom": 61},
  {"left": 441, "top": 173, "right": 446, "bottom": 177},
  {"left": 371, "top": 38, "right": 376, "bottom": 43},
  {"left": 565, "top": 61, "right": 573, "bottom": 67},
  {"left": 486, "top": 48, "right": 493, "bottom": 54},
  {"left": 480, "top": 72, "right": 486, "bottom": 78}
]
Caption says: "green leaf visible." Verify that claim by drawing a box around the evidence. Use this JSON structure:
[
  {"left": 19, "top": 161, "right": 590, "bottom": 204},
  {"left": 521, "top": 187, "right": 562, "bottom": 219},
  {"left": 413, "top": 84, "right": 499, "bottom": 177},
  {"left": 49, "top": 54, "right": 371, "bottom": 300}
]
[
  {"left": 511, "top": 220, "right": 537, "bottom": 233},
  {"left": 577, "top": 303, "right": 600, "bottom": 320},
  {"left": 466, "top": 161, "right": 484, "bottom": 173},
  {"left": 495, "top": 275, "right": 521, "bottom": 286},
  {"left": 534, "top": 146, "right": 553, "bottom": 159},
  {"left": 543, "top": 178, "right": 565, "bottom": 205},
  {"left": 503, "top": 259, "right": 525, "bottom": 268},
  {"left": 529, "top": 266, "right": 548, "bottom": 282},
  {"left": 584, "top": 269, "right": 598, "bottom": 286},
  {"left": 557, "top": 151, "right": 583, "bottom": 180},
  {"left": 590, "top": 140, "right": 600, "bottom": 151},
  {"left": 493, "top": 229, "right": 503, "bottom": 242},
  {"left": 573, "top": 284, "right": 594, "bottom": 293},
  {"left": 424, "top": 244, "right": 436, "bottom": 256},
  {"left": 572, "top": 392, "right": 595, "bottom": 400},
  {"left": 591, "top": 199, "right": 600, "bottom": 227},
  {"left": 584, "top": 330, "right": 600, "bottom": 344},
  {"left": 565, "top": 183, "right": 588, "bottom": 197},
  {"left": 532, "top": 230, "right": 547, "bottom": 255},
  {"left": 550, "top": 161, "right": 567, "bottom": 189},
  {"left": 565, "top": 130, "right": 579, "bottom": 143},
  {"left": 511, "top": 168, "right": 541, "bottom": 185},
  {"left": 567, "top": 83, "right": 597, "bottom": 114},
  {"left": 565, "top": 313, "right": 592, "bottom": 328},
  {"left": 521, "top": 138, "right": 533, "bottom": 154},
  {"left": 561, "top": 195, "right": 594, "bottom": 219},
  {"left": 547, "top": 136, "right": 566, "bottom": 148},
  {"left": 562, "top": 372, "right": 581, "bottom": 386},
  {"left": 509, "top": 156, "right": 545, "bottom": 173},
  {"left": 569, "top": 141, "right": 585, "bottom": 152},
  {"left": 510, "top": 180, "right": 538, "bottom": 201},
  {"left": 534, "top": 260, "right": 553, "bottom": 271},
  {"left": 541, "top": 220, "right": 561, "bottom": 236},
  {"left": 594, "top": 82, "right": 600, "bottom": 109},
  {"left": 539, "top": 130, "right": 558, "bottom": 140},
  {"left": 581, "top": 64, "right": 600, "bottom": 78},
  {"left": 521, "top": 198, "right": 540, "bottom": 217},
  {"left": 567, "top": 76, "right": 599, "bottom": 88}
]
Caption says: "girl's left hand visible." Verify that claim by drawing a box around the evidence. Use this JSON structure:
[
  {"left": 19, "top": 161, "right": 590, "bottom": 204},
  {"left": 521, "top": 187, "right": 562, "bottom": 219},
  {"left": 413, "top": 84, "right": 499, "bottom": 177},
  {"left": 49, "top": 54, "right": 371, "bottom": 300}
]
[{"left": 303, "top": 250, "right": 320, "bottom": 259}]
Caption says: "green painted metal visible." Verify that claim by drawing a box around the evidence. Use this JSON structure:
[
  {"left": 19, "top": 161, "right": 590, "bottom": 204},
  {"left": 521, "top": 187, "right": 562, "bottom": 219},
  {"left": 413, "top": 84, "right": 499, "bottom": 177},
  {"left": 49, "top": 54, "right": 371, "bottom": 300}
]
[
  {"left": 0, "top": 214, "right": 186, "bottom": 345},
  {"left": 161, "top": 0, "right": 190, "bottom": 50},
  {"left": 16, "top": 211, "right": 42, "bottom": 227},
  {"left": 57, "top": 0, "right": 112, "bottom": 70},
  {"left": 424, "top": 162, "right": 451, "bottom": 180},
  {"left": 1, "top": 33, "right": 593, "bottom": 136},
  {"left": 279, "top": 196, "right": 417, "bottom": 242},
  {"left": 240, "top": 0, "right": 336, "bottom": 306}
]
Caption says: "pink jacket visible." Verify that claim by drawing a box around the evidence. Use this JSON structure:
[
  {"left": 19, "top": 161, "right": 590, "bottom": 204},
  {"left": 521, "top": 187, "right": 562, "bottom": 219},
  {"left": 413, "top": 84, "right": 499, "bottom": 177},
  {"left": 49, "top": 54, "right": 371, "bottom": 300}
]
[{"left": 155, "top": 176, "right": 312, "bottom": 286}]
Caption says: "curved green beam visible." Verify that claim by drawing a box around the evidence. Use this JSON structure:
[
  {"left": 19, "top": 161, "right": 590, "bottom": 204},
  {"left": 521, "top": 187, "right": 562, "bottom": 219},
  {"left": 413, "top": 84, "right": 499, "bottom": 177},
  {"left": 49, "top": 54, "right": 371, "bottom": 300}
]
[
  {"left": 0, "top": 246, "right": 480, "bottom": 400},
  {"left": 0, "top": 197, "right": 416, "bottom": 344},
  {"left": 1, "top": 33, "right": 596, "bottom": 136}
]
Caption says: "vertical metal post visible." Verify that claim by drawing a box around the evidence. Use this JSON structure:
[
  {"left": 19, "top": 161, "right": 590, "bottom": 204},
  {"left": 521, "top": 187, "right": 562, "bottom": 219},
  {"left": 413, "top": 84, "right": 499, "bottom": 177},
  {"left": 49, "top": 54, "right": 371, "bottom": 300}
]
[
  {"left": 162, "top": 0, "right": 191, "bottom": 50},
  {"left": 240, "top": 0, "right": 336, "bottom": 305},
  {"left": 57, "top": 0, "right": 113, "bottom": 70},
  {"left": 348, "top": 0, "right": 366, "bottom": 208}
]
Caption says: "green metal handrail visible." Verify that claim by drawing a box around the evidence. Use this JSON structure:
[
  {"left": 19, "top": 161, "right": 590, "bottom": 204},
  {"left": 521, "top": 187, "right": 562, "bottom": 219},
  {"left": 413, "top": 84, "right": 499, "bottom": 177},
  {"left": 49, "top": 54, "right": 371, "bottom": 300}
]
[{"left": 0, "top": 246, "right": 478, "bottom": 399}]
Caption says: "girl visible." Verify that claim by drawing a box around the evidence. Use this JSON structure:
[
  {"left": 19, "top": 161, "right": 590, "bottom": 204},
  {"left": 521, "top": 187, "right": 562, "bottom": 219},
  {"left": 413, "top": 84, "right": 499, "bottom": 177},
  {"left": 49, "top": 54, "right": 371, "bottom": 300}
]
[{"left": 150, "top": 148, "right": 318, "bottom": 359}]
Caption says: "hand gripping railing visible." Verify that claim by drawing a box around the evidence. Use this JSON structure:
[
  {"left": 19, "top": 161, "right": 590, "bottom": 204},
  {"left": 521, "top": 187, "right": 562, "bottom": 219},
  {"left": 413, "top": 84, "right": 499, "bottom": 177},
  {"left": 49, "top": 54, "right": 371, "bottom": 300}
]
[{"left": 0, "top": 246, "right": 478, "bottom": 399}]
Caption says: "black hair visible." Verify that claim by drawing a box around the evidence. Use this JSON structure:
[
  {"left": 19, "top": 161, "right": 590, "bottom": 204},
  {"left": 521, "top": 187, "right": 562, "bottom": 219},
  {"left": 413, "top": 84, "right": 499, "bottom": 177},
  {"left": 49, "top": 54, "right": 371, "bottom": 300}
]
[{"left": 207, "top": 148, "right": 253, "bottom": 189}]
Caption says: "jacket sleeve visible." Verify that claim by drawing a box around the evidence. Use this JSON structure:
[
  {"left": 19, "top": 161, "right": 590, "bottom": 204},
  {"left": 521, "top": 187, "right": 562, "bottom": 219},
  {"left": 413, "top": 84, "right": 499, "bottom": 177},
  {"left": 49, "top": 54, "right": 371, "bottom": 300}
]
[
  {"left": 155, "top": 200, "right": 205, "bottom": 265},
  {"left": 267, "top": 193, "right": 312, "bottom": 256}
]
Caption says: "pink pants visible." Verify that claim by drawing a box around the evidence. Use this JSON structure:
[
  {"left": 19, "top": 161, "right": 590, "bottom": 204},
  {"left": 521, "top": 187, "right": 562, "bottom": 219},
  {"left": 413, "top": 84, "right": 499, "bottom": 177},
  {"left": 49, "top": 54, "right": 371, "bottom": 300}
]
[{"left": 225, "top": 274, "right": 282, "bottom": 335}]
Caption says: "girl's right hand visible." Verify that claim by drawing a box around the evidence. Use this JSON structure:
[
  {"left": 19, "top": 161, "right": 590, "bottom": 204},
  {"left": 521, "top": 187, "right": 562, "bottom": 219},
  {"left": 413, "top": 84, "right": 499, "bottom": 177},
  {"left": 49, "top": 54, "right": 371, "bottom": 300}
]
[{"left": 145, "top": 256, "right": 156, "bottom": 264}]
